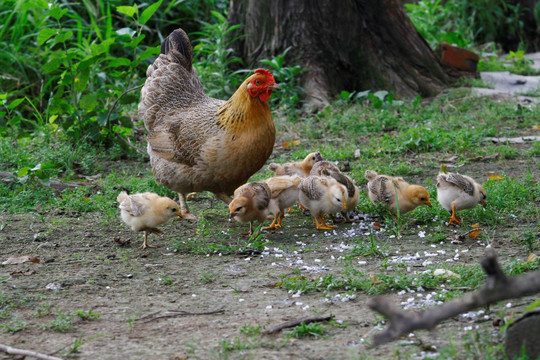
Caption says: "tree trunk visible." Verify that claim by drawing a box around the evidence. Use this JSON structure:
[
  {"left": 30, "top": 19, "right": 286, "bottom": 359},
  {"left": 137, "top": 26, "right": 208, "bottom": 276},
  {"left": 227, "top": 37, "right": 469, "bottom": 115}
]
[{"left": 228, "top": 0, "right": 455, "bottom": 110}]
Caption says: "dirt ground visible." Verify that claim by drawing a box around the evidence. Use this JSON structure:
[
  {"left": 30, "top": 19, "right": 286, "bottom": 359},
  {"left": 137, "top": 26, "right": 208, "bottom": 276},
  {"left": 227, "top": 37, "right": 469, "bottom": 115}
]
[{"left": 0, "top": 142, "right": 538, "bottom": 360}]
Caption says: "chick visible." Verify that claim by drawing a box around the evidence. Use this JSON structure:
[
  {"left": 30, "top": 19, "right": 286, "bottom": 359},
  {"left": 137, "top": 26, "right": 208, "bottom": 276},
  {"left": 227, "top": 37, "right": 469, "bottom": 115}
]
[
  {"left": 268, "top": 152, "right": 324, "bottom": 178},
  {"left": 229, "top": 182, "right": 271, "bottom": 236},
  {"left": 436, "top": 171, "right": 487, "bottom": 225},
  {"left": 365, "top": 170, "right": 432, "bottom": 215},
  {"left": 117, "top": 191, "right": 181, "bottom": 249},
  {"left": 263, "top": 175, "right": 302, "bottom": 230},
  {"left": 299, "top": 176, "right": 348, "bottom": 230},
  {"left": 311, "top": 161, "right": 360, "bottom": 222}
]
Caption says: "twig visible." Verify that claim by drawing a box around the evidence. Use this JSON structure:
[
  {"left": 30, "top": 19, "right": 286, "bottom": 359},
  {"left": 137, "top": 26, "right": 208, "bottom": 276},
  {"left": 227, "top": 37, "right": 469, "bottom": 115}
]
[
  {"left": 136, "top": 308, "right": 225, "bottom": 323},
  {"left": 0, "top": 171, "right": 93, "bottom": 192},
  {"left": 369, "top": 249, "right": 540, "bottom": 346},
  {"left": 105, "top": 84, "right": 143, "bottom": 126},
  {"left": 0, "top": 344, "right": 63, "bottom": 360},
  {"left": 262, "top": 315, "right": 333, "bottom": 334}
]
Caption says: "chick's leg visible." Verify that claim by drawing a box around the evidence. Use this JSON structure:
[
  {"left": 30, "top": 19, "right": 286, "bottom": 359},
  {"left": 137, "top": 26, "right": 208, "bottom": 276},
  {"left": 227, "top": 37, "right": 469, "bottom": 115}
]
[
  {"left": 139, "top": 231, "right": 156, "bottom": 249},
  {"left": 319, "top": 215, "right": 337, "bottom": 229},
  {"left": 313, "top": 216, "right": 332, "bottom": 231},
  {"left": 178, "top": 193, "right": 197, "bottom": 221},
  {"left": 447, "top": 203, "right": 462, "bottom": 226},
  {"left": 263, "top": 214, "right": 280, "bottom": 230},
  {"left": 277, "top": 212, "right": 285, "bottom": 227}
]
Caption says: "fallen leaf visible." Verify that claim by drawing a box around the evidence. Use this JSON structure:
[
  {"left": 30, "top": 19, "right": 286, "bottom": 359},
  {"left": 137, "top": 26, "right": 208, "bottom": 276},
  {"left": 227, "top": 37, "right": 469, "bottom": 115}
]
[
  {"left": 433, "top": 269, "right": 461, "bottom": 279},
  {"left": 369, "top": 274, "right": 383, "bottom": 285},
  {"left": 10, "top": 270, "right": 36, "bottom": 276},
  {"left": 2, "top": 255, "right": 40, "bottom": 265},
  {"left": 442, "top": 156, "right": 458, "bottom": 163},
  {"left": 489, "top": 174, "right": 503, "bottom": 181},
  {"left": 468, "top": 224, "right": 482, "bottom": 239},
  {"left": 527, "top": 253, "right": 538, "bottom": 263},
  {"left": 534, "top": 125, "right": 540, "bottom": 130},
  {"left": 292, "top": 140, "right": 301, "bottom": 146},
  {"left": 354, "top": 149, "right": 361, "bottom": 158},
  {"left": 281, "top": 141, "right": 291, "bottom": 148},
  {"left": 373, "top": 222, "right": 382, "bottom": 231}
]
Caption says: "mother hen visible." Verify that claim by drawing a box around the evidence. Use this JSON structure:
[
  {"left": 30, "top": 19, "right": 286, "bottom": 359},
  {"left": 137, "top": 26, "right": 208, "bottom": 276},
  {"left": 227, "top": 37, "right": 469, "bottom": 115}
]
[{"left": 139, "top": 28, "right": 278, "bottom": 219}]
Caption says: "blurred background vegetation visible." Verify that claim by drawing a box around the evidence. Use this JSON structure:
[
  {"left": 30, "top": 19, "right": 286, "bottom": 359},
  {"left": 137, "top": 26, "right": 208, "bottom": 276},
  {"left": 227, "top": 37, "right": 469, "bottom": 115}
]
[{"left": 0, "top": 0, "right": 539, "bottom": 172}]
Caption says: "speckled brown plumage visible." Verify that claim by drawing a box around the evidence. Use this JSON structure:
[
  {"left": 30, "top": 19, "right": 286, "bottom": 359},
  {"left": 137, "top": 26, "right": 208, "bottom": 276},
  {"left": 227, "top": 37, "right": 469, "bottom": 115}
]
[{"left": 138, "top": 28, "right": 277, "bottom": 218}]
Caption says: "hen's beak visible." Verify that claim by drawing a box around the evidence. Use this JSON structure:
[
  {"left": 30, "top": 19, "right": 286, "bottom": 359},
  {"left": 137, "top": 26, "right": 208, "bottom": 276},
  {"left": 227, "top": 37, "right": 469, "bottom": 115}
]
[
  {"left": 268, "top": 82, "right": 280, "bottom": 90},
  {"left": 229, "top": 212, "right": 236, "bottom": 219}
]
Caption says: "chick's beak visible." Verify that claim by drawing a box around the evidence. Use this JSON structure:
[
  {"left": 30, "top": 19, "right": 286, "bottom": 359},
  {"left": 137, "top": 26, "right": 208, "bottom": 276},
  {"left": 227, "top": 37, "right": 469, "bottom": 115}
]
[
  {"left": 341, "top": 200, "right": 347, "bottom": 210},
  {"left": 426, "top": 200, "right": 432, "bottom": 207},
  {"left": 480, "top": 200, "right": 487, "bottom": 207}
]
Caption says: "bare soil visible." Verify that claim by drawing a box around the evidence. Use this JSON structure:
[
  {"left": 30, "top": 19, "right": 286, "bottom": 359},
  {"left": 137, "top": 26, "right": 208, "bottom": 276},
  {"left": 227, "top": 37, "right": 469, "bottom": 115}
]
[{"left": 1, "top": 142, "right": 539, "bottom": 360}]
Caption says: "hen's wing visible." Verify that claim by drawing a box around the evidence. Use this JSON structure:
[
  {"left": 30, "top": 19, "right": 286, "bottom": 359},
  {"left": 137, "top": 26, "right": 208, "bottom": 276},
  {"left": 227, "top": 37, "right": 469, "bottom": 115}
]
[
  {"left": 443, "top": 173, "right": 474, "bottom": 196},
  {"left": 140, "top": 29, "right": 223, "bottom": 165}
]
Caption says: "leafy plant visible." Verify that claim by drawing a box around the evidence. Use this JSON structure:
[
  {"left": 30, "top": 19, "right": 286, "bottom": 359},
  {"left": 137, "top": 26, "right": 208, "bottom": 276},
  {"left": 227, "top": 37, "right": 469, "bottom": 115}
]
[
  {"left": 285, "top": 322, "right": 326, "bottom": 339},
  {"left": 45, "top": 310, "right": 73, "bottom": 332}
]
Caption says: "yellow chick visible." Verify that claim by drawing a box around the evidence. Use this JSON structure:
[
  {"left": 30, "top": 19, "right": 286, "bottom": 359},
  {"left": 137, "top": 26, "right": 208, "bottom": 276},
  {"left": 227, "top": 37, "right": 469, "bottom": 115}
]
[
  {"left": 436, "top": 171, "right": 487, "bottom": 225},
  {"left": 268, "top": 152, "right": 324, "bottom": 178},
  {"left": 263, "top": 175, "right": 302, "bottom": 230},
  {"left": 365, "top": 170, "right": 432, "bottom": 215},
  {"left": 299, "top": 176, "right": 348, "bottom": 230},
  {"left": 229, "top": 182, "right": 271, "bottom": 236},
  {"left": 117, "top": 191, "right": 181, "bottom": 249},
  {"left": 311, "top": 161, "right": 360, "bottom": 222}
]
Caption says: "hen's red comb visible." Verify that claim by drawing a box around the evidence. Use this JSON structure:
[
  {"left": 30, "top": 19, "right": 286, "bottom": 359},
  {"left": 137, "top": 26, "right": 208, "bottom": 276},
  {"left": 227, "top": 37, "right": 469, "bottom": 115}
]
[{"left": 254, "top": 68, "right": 273, "bottom": 78}]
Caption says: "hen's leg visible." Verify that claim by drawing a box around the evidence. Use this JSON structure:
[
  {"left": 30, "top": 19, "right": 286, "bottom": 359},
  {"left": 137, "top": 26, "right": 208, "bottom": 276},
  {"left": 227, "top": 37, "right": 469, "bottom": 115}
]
[
  {"left": 448, "top": 203, "right": 461, "bottom": 225},
  {"left": 178, "top": 193, "right": 197, "bottom": 221},
  {"left": 216, "top": 193, "right": 233, "bottom": 204}
]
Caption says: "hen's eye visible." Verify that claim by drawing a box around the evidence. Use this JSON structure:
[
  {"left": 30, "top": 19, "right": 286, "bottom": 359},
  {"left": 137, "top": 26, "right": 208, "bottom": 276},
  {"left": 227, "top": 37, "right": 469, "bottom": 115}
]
[
  {"left": 255, "top": 79, "right": 261, "bottom": 85},
  {"left": 236, "top": 206, "right": 242, "bottom": 212}
]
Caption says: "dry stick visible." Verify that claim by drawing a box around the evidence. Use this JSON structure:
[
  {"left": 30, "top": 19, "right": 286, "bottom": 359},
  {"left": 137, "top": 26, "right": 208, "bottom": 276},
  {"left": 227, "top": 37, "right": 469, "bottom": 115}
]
[
  {"left": 262, "top": 315, "right": 333, "bottom": 335},
  {"left": 0, "top": 171, "right": 91, "bottom": 192},
  {"left": 0, "top": 344, "right": 63, "bottom": 360},
  {"left": 369, "top": 249, "right": 540, "bottom": 346},
  {"left": 137, "top": 308, "right": 225, "bottom": 323}
]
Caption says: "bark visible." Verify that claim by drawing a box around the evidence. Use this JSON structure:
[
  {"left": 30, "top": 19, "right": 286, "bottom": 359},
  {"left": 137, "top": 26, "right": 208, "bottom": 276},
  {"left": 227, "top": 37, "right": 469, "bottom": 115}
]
[
  {"left": 228, "top": 0, "right": 454, "bottom": 110},
  {"left": 368, "top": 249, "right": 540, "bottom": 346}
]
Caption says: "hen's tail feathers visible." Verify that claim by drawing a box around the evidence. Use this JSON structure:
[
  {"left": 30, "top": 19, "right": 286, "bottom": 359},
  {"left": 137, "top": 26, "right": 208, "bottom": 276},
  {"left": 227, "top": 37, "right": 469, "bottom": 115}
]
[
  {"left": 364, "top": 170, "right": 378, "bottom": 181},
  {"left": 161, "top": 28, "right": 193, "bottom": 71},
  {"left": 117, "top": 191, "right": 129, "bottom": 204}
]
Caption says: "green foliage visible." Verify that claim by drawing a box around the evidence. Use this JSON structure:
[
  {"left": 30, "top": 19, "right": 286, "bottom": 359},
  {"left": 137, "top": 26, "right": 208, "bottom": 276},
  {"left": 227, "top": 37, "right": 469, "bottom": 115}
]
[
  {"left": 193, "top": 11, "right": 244, "bottom": 98},
  {"left": 45, "top": 310, "right": 73, "bottom": 332},
  {"left": 260, "top": 47, "right": 305, "bottom": 113},
  {"left": 405, "top": 0, "right": 525, "bottom": 50},
  {"left": 75, "top": 309, "right": 102, "bottom": 320},
  {"left": 285, "top": 322, "right": 326, "bottom": 339}
]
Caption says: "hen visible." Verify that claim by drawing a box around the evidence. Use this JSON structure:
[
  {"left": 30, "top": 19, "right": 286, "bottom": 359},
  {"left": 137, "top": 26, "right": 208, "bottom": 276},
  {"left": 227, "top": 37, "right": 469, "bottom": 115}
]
[
  {"left": 117, "top": 191, "right": 181, "bottom": 249},
  {"left": 263, "top": 175, "right": 302, "bottom": 230},
  {"left": 365, "top": 170, "right": 432, "bottom": 215},
  {"left": 139, "top": 28, "right": 278, "bottom": 219},
  {"left": 229, "top": 182, "right": 272, "bottom": 237},
  {"left": 437, "top": 171, "right": 487, "bottom": 225},
  {"left": 299, "top": 176, "right": 347, "bottom": 230}
]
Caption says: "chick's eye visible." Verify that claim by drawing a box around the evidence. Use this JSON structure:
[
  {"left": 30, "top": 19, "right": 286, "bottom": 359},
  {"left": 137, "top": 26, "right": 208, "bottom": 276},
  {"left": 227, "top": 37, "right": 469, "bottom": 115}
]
[
  {"left": 420, "top": 197, "right": 425, "bottom": 201},
  {"left": 172, "top": 208, "right": 177, "bottom": 212}
]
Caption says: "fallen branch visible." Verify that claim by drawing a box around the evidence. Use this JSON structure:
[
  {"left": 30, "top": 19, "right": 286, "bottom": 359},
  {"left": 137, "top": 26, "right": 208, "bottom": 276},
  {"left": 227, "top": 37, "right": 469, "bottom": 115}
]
[
  {"left": 0, "top": 171, "right": 94, "bottom": 192},
  {"left": 262, "top": 315, "right": 333, "bottom": 335},
  {"left": 369, "top": 249, "right": 540, "bottom": 346},
  {"left": 136, "top": 308, "right": 225, "bottom": 323},
  {"left": 0, "top": 344, "right": 63, "bottom": 360}
]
